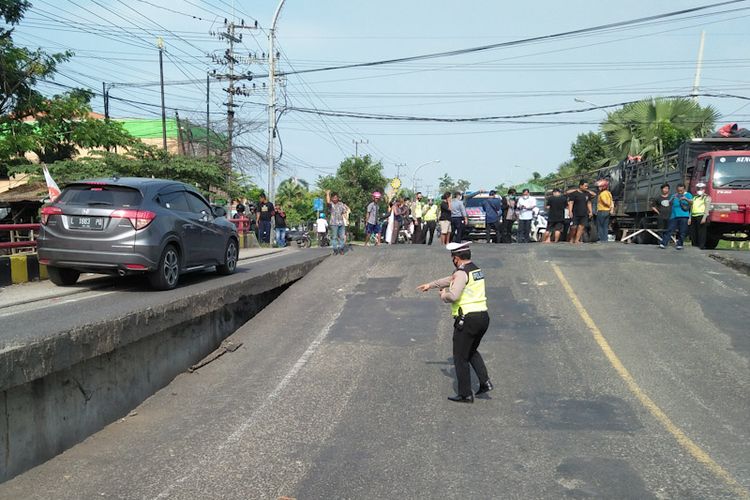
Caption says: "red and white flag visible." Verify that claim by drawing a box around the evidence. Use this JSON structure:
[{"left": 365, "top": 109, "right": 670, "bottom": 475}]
[{"left": 42, "top": 164, "right": 61, "bottom": 201}]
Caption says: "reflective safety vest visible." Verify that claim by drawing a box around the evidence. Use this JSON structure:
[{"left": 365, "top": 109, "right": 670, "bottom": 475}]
[
  {"left": 691, "top": 195, "right": 707, "bottom": 216},
  {"left": 413, "top": 200, "right": 424, "bottom": 219},
  {"left": 451, "top": 262, "right": 488, "bottom": 317},
  {"left": 423, "top": 205, "right": 438, "bottom": 221}
]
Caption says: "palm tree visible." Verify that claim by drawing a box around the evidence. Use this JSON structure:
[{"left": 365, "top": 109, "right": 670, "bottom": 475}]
[
  {"left": 601, "top": 98, "right": 719, "bottom": 161},
  {"left": 276, "top": 177, "right": 309, "bottom": 205}
]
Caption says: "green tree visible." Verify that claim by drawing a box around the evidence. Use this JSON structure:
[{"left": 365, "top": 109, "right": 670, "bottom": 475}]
[
  {"left": 438, "top": 173, "right": 454, "bottom": 194},
  {"left": 0, "top": 1, "right": 70, "bottom": 119},
  {"left": 317, "top": 155, "right": 387, "bottom": 232},
  {"left": 570, "top": 132, "right": 609, "bottom": 172},
  {"left": 1, "top": 2, "right": 134, "bottom": 175},
  {"left": 437, "top": 174, "right": 470, "bottom": 193},
  {"left": 276, "top": 177, "right": 315, "bottom": 225},
  {"left": 6, "top": 89, "right": 135, "bottom": 164},
  {"left": 17, "top": 144, "right": 231, "bottom": 197},
  {"left": 455, "top": 179, "right": 471, "bottom": 193},
  {"left": 601, "top": 98, "right": 718, "bottom": 160}
]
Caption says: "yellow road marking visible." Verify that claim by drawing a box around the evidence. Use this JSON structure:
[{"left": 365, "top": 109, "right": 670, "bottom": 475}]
[{"left": 551, "top": 263, "right": 749, "bottom": 499}]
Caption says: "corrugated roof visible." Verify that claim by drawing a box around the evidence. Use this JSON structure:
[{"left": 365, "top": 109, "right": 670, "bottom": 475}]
[{"left": 0, "top": 182, "right": 46, "bottom": 203}]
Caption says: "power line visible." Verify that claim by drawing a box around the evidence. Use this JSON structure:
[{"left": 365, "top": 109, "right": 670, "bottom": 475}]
[
  {"left": 131, "top": 0, "right": 214, "bottom": 22},
  {"left": 271, "top": 1, "right": 749, "bottom": 78},
  {"left": 286, "top": 93, "right": 750, "bottom": 123}
]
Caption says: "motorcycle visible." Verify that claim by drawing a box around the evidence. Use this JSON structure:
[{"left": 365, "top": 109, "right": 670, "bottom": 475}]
[
  {"left": 285, "top": 228, "right": 312, "bottom": 248},
  {"left": 530, "top": 208, "right": 548, "bottom": 242}
]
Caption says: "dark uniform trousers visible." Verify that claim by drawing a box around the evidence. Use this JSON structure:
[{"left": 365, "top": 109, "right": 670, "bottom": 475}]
[{"left": 453, "top": 310, "right": 490, "bottom": 397}]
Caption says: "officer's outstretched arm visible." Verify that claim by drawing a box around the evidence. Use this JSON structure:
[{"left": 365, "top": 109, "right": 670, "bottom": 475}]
[{"left": 417, "top": 275, "right": 452, "bottom": 292}]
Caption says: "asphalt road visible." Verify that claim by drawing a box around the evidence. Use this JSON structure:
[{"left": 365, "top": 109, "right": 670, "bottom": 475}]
[
  {"left": 0, "top": 248, "right": 320, "bottom": 348},
  {"left": 1, "top": 243, "right": 748, "bottom": 499}
]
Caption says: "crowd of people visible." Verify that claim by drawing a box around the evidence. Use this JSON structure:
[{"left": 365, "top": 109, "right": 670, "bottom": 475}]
[
  {"left": 229, "top": 178, "right": 714, "bottom": 253},
  {"left": 229, "top": 192, "right": 289, "bottom": 248}
]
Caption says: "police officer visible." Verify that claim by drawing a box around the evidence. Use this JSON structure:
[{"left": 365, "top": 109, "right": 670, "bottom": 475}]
[{"left": 417, "top": 242, "right": 493, "bottom": 403}]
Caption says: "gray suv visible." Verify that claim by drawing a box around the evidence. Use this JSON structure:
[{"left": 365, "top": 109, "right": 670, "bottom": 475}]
[{"left": 38, "top": 177, "right": 239, "bottom": 290}]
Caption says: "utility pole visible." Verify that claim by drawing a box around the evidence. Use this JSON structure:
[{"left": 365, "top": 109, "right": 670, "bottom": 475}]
[
  {"left": 395, "top": 163, "right": 407, "bottom": 179},
  {"left": 691, "top": 30, "right": 706, "bottom": 101},
  {"left": 101, "top": 82, "right": 109, "bottom": 120},
  {"left": 268, "top": 0, "right": 286, "bottom": 203},
  {"left": 175, "top": 110, "right": 184, "bottom": 155},
  {"left": 226, "top": 21, "right": 236, "bottom": 184},
  {"left": 353, "top": 138, "right": 368, "bottom": 157},
  {"left": 206, "top": 73, "right": 210, "bottom": 157},
  {"left": 157, "top": 38, "right": 167, "bottom": 151},
  {"left": 212, "top": 19, "right": 257, "bottom": 188}
]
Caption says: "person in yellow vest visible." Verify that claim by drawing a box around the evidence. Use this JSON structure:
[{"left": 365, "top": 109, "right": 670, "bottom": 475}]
[
  {"left": 417, "top": 242, "right": 492, "bottom": 403},
  {"left": 412, "top": 192, "right": 425, "bottom": 243},
  {"left": 689, "top": 182, "right": 712, "bottom": 249},
  {"left": 422, "top": 199, "right": 439, "bottom": 245}
]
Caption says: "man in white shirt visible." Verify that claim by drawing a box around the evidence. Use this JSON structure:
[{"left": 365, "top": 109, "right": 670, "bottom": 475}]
[
  {"left": 315, "top": 213, "right": 329, "bottom": 246},
  {"left": 516, "top": 189, "right": 536, "bottom": 243}
]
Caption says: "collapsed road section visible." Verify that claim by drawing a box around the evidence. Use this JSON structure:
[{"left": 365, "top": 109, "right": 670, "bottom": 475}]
[{"left": 0, "top": 249, "right": 327, "bottom": 482}]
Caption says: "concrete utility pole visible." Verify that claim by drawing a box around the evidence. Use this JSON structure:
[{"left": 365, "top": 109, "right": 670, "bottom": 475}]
[
  {"left": 157, "top": 38, "right": 167, "bottom": 151},
  {"left": 212, "top": 20, "right": 257, "bottom": 187},
  {"left": 395, "top": 163, "right": 407, "bottom": 179},
  {"left": 267, "top": 0, "right": 287, "bottom": 203},
  {"left": 101, "top": 82, "right": 109, "bottom": 120},
  {"left": 226, "top": 21, "right": 236, "bottom": 183},
  {"left": 353, "top": 138, "right": 368, "bottom": 157},
  {"left": 206, "top": 73, "right": 210, "bottom": 157},
  {"left": 692, "top": 30, "right": 706, "bottom": 101}
]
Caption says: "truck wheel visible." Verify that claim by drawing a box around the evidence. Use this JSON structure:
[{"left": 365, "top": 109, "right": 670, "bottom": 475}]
[
  {"left": 148, "top": 245, "right": 180, "bottom": 290},
  {"left": 47, "top": 266, "right": 80, "bottom": 286},
  {"left": 635, "top": 218, "right": 651, "bottom": 245},
  {"left": 704, "top": 234, "right": 721, "bottom": 250}
]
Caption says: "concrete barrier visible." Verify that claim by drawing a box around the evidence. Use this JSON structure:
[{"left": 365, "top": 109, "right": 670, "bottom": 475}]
[
  {"left": 0, "top": 254, "right": 47, "bottom": 286},
  {"left": 0, "top": 253, "right": 326, "bottom": 482}
]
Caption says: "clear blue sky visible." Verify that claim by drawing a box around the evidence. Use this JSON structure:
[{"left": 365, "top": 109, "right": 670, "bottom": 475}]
[{"left": 12, "top": 0, "right": 750, "bottom": 195}]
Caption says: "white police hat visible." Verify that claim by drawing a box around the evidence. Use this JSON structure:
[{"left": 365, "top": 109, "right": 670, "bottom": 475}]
[
  {"left": 696, "top": 182, "right": 706, "bottom": 188},
  {"left": 446, "top": 241, "right": 471, "bottom": 253}
]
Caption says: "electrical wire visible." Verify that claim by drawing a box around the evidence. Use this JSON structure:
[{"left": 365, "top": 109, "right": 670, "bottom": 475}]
[
  {"left": 270, "top": 1, "right": 749, "bottom": 78},
  {"left": 286, "top": 93, "right": 750, "bottom": 123}
]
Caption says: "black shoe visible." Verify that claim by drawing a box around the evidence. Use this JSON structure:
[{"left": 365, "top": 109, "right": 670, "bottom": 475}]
[
  {"left": 476, "top": 381, "right": 494, "bottom": 395},
  {"left": 447, "top": 394, "right": 474, "bottom": 403}
]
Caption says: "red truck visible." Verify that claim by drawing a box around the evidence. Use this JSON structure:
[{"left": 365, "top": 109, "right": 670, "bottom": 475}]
[{"left": 550, "top": 137, "right": 750, "bottom": 248}]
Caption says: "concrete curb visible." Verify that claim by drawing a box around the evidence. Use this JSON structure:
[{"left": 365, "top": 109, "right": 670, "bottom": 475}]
[
  {"left": 0, "top": 253, "right": 327, "bottom": 393},
  {"left": 709, "top": 253, "right": 750, "bottom": 277}
]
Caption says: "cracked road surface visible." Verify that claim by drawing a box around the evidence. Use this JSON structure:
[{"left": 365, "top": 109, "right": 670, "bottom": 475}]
[{"left": 1, "top": 244, "right": 748, "bottom": 499}]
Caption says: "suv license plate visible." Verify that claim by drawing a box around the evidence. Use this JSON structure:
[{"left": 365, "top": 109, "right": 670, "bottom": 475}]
[{"left": 70, "top": 216, "right": 105, "bottom": 230}]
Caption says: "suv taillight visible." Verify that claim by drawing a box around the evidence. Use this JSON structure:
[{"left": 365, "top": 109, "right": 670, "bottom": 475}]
[
  {"left": 111, "top": 209, "right": 156, "bottom": 230},
  {"left": 41, "top": 206, "right": 63, "bottom": 225}
]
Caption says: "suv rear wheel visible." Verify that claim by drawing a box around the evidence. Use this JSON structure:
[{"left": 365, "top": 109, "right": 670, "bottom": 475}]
[
  {"left": 148, "top": 244, "right": 180, "bottom": 290},
  {"left": 47, "top": 266, "right": 80, "bottom": 286},
  {"left": 216, "top": 238, "right": 238, "bottom": 275}
]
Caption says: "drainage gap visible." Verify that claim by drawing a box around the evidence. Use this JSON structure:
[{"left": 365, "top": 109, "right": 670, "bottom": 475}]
[{"left": 1, "top": 281, "right": 293, "bottom": 483}]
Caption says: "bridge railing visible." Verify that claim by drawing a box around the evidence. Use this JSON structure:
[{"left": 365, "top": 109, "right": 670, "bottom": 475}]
[
  {"left": 1, "top": 218, "right": 257, "bottom": 254},
  {"left": 0, "top": 223, "right": 40, "bottom": 253}
]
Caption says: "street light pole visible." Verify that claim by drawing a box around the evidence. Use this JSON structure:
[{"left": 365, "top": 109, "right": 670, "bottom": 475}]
[
  {"left": 574, "top": 97, "right": 601, "bottom": 108},
  {"left": 411, "top": 159, "right": 440, "bottom": 193}
]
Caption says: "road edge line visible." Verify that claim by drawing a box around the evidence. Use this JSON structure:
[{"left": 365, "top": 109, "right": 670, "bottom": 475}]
[{"left": 551, "top": 263, "right": 749, "bottom": 499}]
